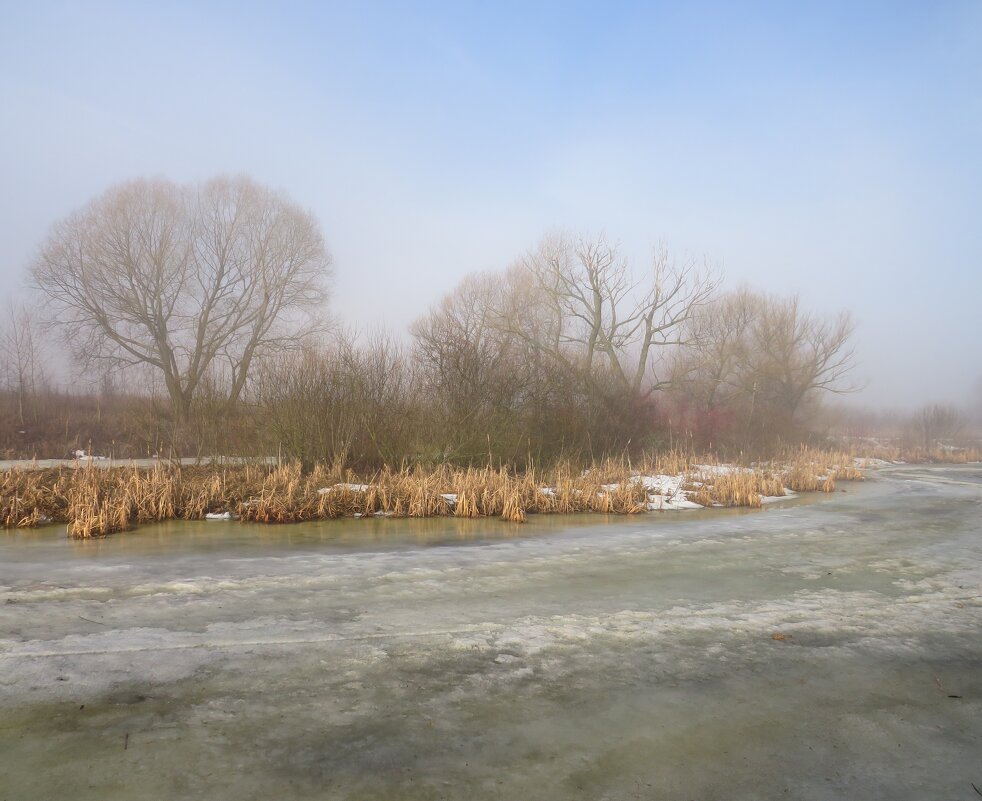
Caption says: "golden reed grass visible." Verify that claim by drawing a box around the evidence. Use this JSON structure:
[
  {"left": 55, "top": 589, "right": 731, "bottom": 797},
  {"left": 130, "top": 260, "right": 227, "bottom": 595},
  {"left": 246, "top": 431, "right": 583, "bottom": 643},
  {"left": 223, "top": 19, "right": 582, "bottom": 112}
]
[
  {"left": 848, "top": 445, "right": 980, "bottom": 465},
  {"left": 773, "top": 448, "right": 865, "bottom": 493},
  {"left": 1, "top": 448, "right": 877, "bottom": 538}
]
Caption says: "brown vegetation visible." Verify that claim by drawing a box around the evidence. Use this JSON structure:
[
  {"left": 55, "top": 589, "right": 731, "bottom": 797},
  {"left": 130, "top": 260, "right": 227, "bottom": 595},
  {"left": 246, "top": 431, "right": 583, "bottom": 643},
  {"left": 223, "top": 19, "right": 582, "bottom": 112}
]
[{"left": 2, "top": 448, "right": 872, "bottom": 539}]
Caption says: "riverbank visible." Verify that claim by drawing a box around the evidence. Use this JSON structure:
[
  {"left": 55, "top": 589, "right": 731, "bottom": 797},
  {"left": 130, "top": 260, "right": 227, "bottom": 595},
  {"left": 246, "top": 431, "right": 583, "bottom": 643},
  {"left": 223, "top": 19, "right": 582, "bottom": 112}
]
[{"left": 1, "top": 449, "right": 867, "bottom": 538}]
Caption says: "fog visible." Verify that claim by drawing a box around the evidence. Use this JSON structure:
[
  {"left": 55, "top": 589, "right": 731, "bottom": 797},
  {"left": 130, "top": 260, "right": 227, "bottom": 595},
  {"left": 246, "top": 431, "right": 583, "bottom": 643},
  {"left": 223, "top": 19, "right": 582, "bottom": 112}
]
[{"left": 2, "top": 2, "right": 981, "bottom": 409}]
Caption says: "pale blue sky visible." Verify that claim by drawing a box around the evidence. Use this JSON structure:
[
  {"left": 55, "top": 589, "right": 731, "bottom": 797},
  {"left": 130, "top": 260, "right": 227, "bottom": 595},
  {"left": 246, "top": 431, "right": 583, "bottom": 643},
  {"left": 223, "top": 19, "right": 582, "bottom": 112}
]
[{"left": 2, "top": 1, "right": 980, "bottom": 407}]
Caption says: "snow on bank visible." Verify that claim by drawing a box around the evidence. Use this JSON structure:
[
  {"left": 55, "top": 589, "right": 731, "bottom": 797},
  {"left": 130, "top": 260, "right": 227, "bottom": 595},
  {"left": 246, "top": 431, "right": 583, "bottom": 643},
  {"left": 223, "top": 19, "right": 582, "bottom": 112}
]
[
  {"left": 317, "top": 483, "right": 371, "bottom": 495},
  {"left": 852, "top": 457, "right": 893, "bottom": 468},
  {"left": 646, "top": 492, "right": 703, "bottom": 511},
  {"left": 692, "top": 463, "right": 753, "bottom": 476},
  {"left": 601, "top": 474, "right": 704, "bottom": 511},
  {"left": 72, "top": 449, "right": 109, "bottom": 461}
]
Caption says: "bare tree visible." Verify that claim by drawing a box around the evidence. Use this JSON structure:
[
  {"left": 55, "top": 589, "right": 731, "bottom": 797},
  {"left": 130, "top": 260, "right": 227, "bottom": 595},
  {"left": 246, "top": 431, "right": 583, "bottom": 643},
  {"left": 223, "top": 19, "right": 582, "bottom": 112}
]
[
  {"left": 350, "top": 330, "right": 421, "bottom": 466},
  {"left": 408, "top": 238, "right": 718, "bottom": 462},
  {"left": 672, "top": 288, "right": 760, "bottom": 412},
  {"left": 912, "top": 403, "right": 964, "bottom": 450},
  {"left": 32, "top": 175, "right": 330, "bottom": 419},
  {"left": 500, "top": 234, "right": 720, "bottom": 394},
  {"left": 412, "top": 272, "right": 531, "bottom": 460},
  {"left": 744, "top": 294, "right": 857, "bottom": 436},
  {"left": 666, "top": 289, "right": 858, "bottom": 448},
  {"left": 255, "top": 343, "right": 360, "bottom": 469},
  {"left": 0, "top": 301, "right": 48, "bottom": 426},
  {"left": 256, "top": 330, "right": 420, "bottom": 469}
]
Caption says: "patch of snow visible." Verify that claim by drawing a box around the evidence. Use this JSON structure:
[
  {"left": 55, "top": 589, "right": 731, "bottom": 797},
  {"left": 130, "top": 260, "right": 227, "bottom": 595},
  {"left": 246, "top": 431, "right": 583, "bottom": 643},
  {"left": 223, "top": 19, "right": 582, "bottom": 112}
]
[
  {"left": 853, "top": 457, "right": 892, "bottom": 468},
  {"left": 317, "top": 483, "right": 370, "bottom": 495},
  {"left": 647, "top": 495, "right": 703, "bottom": 511},
  {"left": 635, "top": 474, "right": 686, "bottom": 495},
  {"left": 205, "top": 512, "right": 235, "bottom": 521},
  {"left": 73, "top": 449, "right": 109, "bottom": 461},
  {"left": 692, "top": 464, "right": 753, "bottom": 476},
  {"left": 761, "top": 491, "right": 794, "bottom": 504}
]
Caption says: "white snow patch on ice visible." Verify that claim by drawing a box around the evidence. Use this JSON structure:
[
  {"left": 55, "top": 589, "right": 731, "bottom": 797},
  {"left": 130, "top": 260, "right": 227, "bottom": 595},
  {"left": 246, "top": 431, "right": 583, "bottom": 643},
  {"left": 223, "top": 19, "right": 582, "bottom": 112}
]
[
  {"left": 648, "top": 495, "right": 703, "bottom": 511},
  {"left": 762, "top": 491, "right": 795, "bottom": 504}
]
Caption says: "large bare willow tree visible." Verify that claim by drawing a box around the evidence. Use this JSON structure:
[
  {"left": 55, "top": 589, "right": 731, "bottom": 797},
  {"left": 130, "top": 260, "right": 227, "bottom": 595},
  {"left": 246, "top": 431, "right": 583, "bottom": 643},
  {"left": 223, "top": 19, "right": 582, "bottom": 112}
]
[{"left": 32, "top": 175, "right": 330, "bottom": 418}]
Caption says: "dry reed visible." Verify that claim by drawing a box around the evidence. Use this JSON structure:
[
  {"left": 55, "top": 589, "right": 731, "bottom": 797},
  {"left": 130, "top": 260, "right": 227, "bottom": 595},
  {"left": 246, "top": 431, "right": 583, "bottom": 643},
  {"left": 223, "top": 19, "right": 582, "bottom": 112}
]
[{"left": 1, "top": 447, "right": 876, "bottom": 538}]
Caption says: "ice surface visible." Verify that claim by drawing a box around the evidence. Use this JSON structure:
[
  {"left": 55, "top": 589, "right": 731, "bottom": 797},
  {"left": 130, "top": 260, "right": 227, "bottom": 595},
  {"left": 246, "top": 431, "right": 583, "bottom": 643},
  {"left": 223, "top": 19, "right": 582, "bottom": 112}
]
[{"left": 1, "top": 465, "right": 980, "bottom": 799}]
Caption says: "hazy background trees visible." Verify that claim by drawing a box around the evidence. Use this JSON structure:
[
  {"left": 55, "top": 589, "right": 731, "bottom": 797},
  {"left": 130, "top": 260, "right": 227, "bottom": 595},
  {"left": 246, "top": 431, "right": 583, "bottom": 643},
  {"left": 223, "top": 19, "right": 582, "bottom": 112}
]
[
  {"left": 411, "top": 272, "right": 536, "bottom": 461},
  {"left": 31, "top": 175, "right": 330, "bottom": 421},
  {"left": 0, "top": 301, "right": 48, "bottom": 428},
  {"left": 908, "top": 403, "right": 965, "bottom": 451},
  {"left": 669, "top": 289, "right": 856, "bottom": 450},
  {"left": 400, "top": 235, "right": 724, "bottom": 462},
  {"left": 10, "top": 189, "right": 977, "bottom": 464}
]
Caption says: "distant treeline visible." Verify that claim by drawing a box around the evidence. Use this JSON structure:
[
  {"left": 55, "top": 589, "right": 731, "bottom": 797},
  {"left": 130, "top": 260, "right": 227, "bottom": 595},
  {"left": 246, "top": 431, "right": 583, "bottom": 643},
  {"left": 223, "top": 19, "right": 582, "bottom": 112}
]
[
  {"left": 0, "top": 233, "right": 884, "bottom": 466},
  {"left": 2, "top": 176, "right": 974, "bottom": 466}
]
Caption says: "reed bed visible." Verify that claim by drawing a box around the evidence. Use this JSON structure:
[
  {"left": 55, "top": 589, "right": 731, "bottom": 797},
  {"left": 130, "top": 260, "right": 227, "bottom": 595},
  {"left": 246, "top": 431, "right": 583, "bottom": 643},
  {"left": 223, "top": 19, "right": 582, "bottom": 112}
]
[
  {"left": 2, "top": 467, "right": 73, "bottom": 528},
  {"left": 2, "top": 463, "right": 273, "bottom": 537},
  {"left": 687, "top": 469, "right": 785, "bottom": 509},
  {"left": 847, "top": 445, "right": 981, "bottom": 465},
  {"left": 774, "top": 448, "right": 865, "bottom": 493},
  {"left": 1, "top": 448, "right": 871, "bottom": 538}
]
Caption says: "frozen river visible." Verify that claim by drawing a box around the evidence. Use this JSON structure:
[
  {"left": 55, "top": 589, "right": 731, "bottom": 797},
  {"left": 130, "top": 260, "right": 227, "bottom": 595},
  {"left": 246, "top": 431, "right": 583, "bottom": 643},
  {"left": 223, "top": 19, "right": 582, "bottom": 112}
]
[{"left": 1, "top": 465, "right": 980, "bottom": 799}]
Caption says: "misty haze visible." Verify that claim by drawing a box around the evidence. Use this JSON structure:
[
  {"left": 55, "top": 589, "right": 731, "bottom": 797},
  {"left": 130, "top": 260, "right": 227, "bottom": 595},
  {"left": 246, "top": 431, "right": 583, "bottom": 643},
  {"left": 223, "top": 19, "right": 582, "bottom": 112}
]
[{"left": 1, "top": 3, "right": 980, "bottom": 800}]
